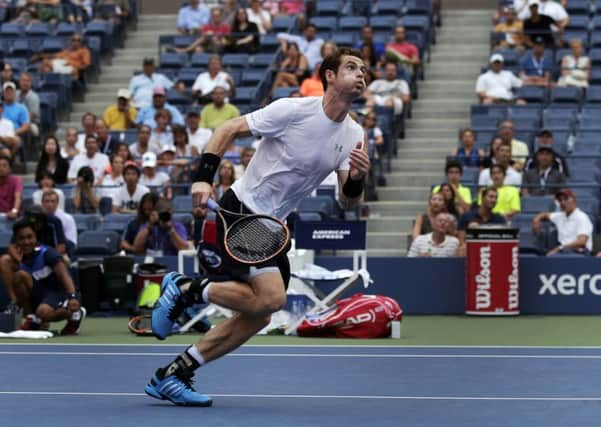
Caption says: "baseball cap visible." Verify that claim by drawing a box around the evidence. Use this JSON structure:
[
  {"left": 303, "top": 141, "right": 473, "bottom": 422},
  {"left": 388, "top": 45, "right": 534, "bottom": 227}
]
[
  {"left": 142, "top": 152, "right": 157, "bottom": 168},
  {"left": 153, "top": 86, "right": 166, "bottom": 96},
  {"left": 555, "top": 189, "right": 575, "bottom": 200},
  {"left": 536, "top": 145, "right": 554, "bottom": 154},
  {"left": 117, "top": 88, "right": 131, "bottom": 99},
  {"left": 160, "top": 145, "right": 176, "bottom": 155},
  {"left": 3, "top": 81, "right": 16, "bottom": 91},
  {"left": 538, "top": 129, "right": 553, "bottom": 137},
  {"left": 529, "top": 0, "right": 540, "bottom": 7},
  {"left": 490, "top": 53, "right": 504, "bottom": 64}
]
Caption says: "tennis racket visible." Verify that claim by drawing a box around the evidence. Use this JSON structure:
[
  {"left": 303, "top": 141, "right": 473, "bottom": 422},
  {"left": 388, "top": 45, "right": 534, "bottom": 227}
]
[{"left": 206, "top": 199, "right": 290, "bottom": 265}]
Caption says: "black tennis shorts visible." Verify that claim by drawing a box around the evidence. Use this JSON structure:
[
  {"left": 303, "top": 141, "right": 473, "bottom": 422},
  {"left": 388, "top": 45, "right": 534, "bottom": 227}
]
[
  {"left": 217, "top": 189, "right": 291, "bottom": 289},
  {"left": 31, "top": 283, "right": 68, "bottom": 310}
]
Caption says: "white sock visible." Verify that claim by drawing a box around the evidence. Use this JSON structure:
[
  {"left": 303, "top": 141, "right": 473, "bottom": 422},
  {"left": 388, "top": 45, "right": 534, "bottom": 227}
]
[
  {"left": 186, "top": 345, "right": 205, "bottom": 366},
  {"left": 70, "top": 310, "right": 82, "bottom": 321},
  {"left": 30, "top": 314, "right": 41, "bottom": 324},
  {"left": 202, "top": 282, "right": 212, "bottom": 304}
]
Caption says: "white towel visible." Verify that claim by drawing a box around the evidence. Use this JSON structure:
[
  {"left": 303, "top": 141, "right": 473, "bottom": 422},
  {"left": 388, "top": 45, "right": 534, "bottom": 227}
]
[{"left": 0, "top": 330, "right": 54, "bottom": 339}]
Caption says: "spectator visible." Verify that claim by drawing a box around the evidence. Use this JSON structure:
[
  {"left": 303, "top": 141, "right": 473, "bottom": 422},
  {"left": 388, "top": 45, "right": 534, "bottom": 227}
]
[
  {"left": 33, "top": 171, "right": 66, "bottom": 211},
  {"left": 0, "top": 63, "right": 15, "bottom": 87},
  {"left": 35, "top": 136, "right": 69, "bottom": 185},
  {"left": 522, "top": 1, "right": 558, "bottom": 48},
  {"left": 533, "top": 189, "right": 592, "bottom": 256},
  {"left": 435, "top": 183, "right": 461, "bottom": 218},
  {"left": 522, "top": 146, "right": 566, "bottom": 196},
  {"left": 299, "top": 62, "right": 324, "bottom": 97},
  {"left": 0, "top": 155, "right": 22, "bottom": 219},
  {"left": 149, "top": 109, "right": 174, "bottom": 148},
  {"left": 8, "top": 219, "right": 84, "bottom": 335},
  {"left": 493, "top": 7, "right": 524, "bottom": 50},
  {"left": 359, "top": 44, "right": 382, "bottom": 84},
  {"left": 3, "top": 81, "right": 30, "bottom": 141},
  {"left": 115, "top": 142, "right": 133, "bottom": 162},
  {"left": 498, "top": 120, "right": 530, "bottom": 170},
  {"left": 519, "top": 36, "right": 553, "bottom": 87},
  {"left": 451, "top": 128, "right": 484, "bottom": 168},
  {"left": 128, "top": 57, "right": 173, "bottom": 109},
  {"left": 72, "top": 166, "right": 99, "bottom": 213},
  {"left": 200, "top": 7, "right": 232, "bottom": 52},
  {"left": 457, "top": 187, "right": 507, "bottom": 246},
  {"left": 187, "top": 111, "right": 212, "bottom": 153},
  {"left": 41, "top": 189, "right": 76, "bottom": 251},
  {"left": 558, "top": 38, "right": 590, "bottom": 88},
  {"left": 96, "top": 0, "right": 130, "bottom": 22},
  {"left": 271, "top": 42, "right": 309, "bottom": 94},
  {"left": 16, "top": 73, "right": 40, "bottom": 137},
  {"left": 476, "top": 54, "right": 523, "bottom": 104},
  {"left": 320, "top": 41, "right": 338, "bottom": 60},
  {"left": 278, "top": 23, "right": 325, "bottom": 71},
  {"left": 135, "top": 86, "right": 184, "bottom": 128},
  {"left": 176, "top": 0, "right": 210, "bottom": 34},
  {"left": 525, "top": 129, "right": 569, "bottom": 176},
  {"left": 225, "top": 8, "right": 260, "bottom": 53},
  {"left": 112, "top": 162, "right": 149, "bottom": 213},
  {"left": 140, "top": 152, "right": 172, "bottom": 199},
  {"left": 214, "top": 159, "right": 236, "bottom": 199},
  {"left": 234, "top": 146, "right": 255, "bottom": 178},
  {"left": 133, "top": 197, "right": 190, "bottom": 256},
  {"left": 246, "top": 0, "right": 272, "bottom": 35},
  {"left": 75, "top": 112, "right": 96, "bottom": 150},
  {"left": 408, "top": 213, "right": 459, "bottom": 257},
  {"left": 192, "top": 203, "right": 210, "bottom": 248},
  {"left": 222, "top": 0, "right": 241, "bottom": 26},
  {"left": 67, "top": 134, "right": 110, "bottom": 184},
  {"left": 519, "top": 0, "right": 568, "bottom": 30},
  {"left": 121, "top": 192, "right": 158, "bottom": 253},
  {"left": 173, "top": 124, "right": 198, "bottom": 157},
  {"left": 479, "top": 142, "right": 522, "bottom": 187},
  {"left": 129, "top": 125, "right": 160, "bottom": 161},
  {"left": 191, "top": 56, "right": 236, "bottom": 103},
  {"left": 200, "top": 85, "right": 240, "bottom": 130},
  {"left": 478, "top": 164, "right": 521, "bottom": 219},
  {"left": 365, "top": 61, "right": 411, "bottom": 115},
  {"left": 412, "top": 192, "right": 447, "bottom": 241},
  {"left": 66, "top": 0, "right": 93, "bottom": 22},
  {"left": 103, "top": 89, "right": 137, "bottom": 130},
  {"left": 432, "top": 160, "right": 473, "bottom": 214},
  {"left": 95, "top": 118, "right": 117, "bottom": 155},
  {"left": 362, "top": 110, "right": 384, "bottom": 164},
  {"left": 355, "top": 25, "right": 386, "bottom": 62},
  {"left": 0, "top": 100, "right": 20, "bottom": 158},
  {"left": 60, "top": 127, "right": 80, "bottom": 161},
  {"left": 386, "top": 25, "right": 420, "bottom": 74},
  {"left": 157, "top": 145, "right": 188, "bottom": 187},
  {"left": 43, "top": 33, "right": 91, "bottom": 79},
  {"left": 98, "top": 153, "right": 125, "bottom": 198}
]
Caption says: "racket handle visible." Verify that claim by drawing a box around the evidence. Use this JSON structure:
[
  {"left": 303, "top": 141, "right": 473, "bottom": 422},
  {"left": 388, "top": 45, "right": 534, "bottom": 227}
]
[{"left": 206, "top": 199, "right": 220, "bottom": 211}]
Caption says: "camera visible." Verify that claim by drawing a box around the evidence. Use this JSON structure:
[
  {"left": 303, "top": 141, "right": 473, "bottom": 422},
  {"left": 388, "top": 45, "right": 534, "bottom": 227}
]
[
  {"left": 77, "top": 166, "right": 94, "bottom": 184},
  {"left": 158, "top": 211, "right": 171, "bottom": 222}
]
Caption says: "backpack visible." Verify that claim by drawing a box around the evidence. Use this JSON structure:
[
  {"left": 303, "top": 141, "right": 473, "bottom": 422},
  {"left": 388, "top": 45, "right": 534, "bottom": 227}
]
[{"left": 296, "top": 294, "right": 402, "bottom": 338}]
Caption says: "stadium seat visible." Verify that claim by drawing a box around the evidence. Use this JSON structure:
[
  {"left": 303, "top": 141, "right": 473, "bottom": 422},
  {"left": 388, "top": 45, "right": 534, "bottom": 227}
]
[
  {"left": 338, "top": 16, "right": 367, "bottom": 31},
  {"left": 565, "top": 15, "right": 589, "bottom": 31},
  {"left": 72, "top": 213, "right": 102, "bottom": 233},
  {"left": 0, "top": 231, "right": 11, "bottom": 253},
  {"left": 190, "top": 53, "right": 211, "bottom": 68},
  {"left": 0, "top": 23, "right": 24, "bottom": 38},
  {"left": 159, "top": 52, "right": 187, "bottom": 70},
  {"left": 297, "top": 196, "right": 336, "bottom": 219},
  {"left": 585, "top": 86, "right": 601, "bottom": 104},
  {"left": 373, "top": 0, "right": 402, "bottom": 17},
  {"left": 241, "top": 69, "right": 265, "bottom": 86},
  {"left": 101, "top": 214, "right": 135, "bottom": 233},
  {"left": 369, "top": 15, "right": 397, "bottom": 31},
  {"left": 517, "top": 86, "right": 546, "bottom": 104},
  {"left": 567, "top": 0, "right": 591, "bottom": 15},
  {"left": 520, "top": 196, "right": 556, "bottom": 214},
  {"left": 331, "top": 31, "right": 356, "bottom": 47},
  {"left": 271, "top": 16, "right": 297, "bottom": 32},
  {"left": 273, "top": 87, "right": 299, "bottom": 100},
  {"left": 77, "top": 231, "right": 120, "bottom": 256},
  {"left": 41, "top": 37, "right": 67, "bottom": 53},
  {"left": 310, "top": 17, "right": 338, "bottom": 31},
  {"left": 249, "top": 53, "right": 276, "bottom": 69},
  {"left": 173, "top": 195, "right": 192, "bottom": 213},
  {"left": 550, "top": 87, "right": 582, "bottom": 104},
  {"left": 222, "top": 54, "right": 249, "bottom": 69},
  {"left": 315, "top": 0, "right": 343, "bottom": 16}
]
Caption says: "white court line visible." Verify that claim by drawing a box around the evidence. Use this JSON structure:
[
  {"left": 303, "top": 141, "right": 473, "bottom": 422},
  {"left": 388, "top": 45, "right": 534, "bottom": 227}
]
[
  {"left": 0, "top": 391, "right": 599, "bottom": 401},
  {"left": 2, "top": 351, "right": 601, "bottom": 360}
]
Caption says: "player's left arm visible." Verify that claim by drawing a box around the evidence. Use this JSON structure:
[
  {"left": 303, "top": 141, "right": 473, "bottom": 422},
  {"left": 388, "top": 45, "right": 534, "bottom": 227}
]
[{"left": 337, "top": 136, "right": 370, "bottom": 208}]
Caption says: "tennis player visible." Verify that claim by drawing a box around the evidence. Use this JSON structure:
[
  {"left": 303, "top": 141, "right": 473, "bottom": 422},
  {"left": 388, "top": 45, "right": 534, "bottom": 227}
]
[{"left": 145, "top": 48, "right": 371, "bottom": 406}]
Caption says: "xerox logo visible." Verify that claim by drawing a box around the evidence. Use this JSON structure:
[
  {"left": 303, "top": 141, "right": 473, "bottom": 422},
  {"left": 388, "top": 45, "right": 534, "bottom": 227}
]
[{"left": 538, "top": 274, "right": 601, "bottom": 296}]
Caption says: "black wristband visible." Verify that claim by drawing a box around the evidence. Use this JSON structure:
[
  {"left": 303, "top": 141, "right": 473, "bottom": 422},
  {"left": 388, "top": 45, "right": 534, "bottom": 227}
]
[
  {"left": 342, "top": 174, "right": 364, "bottom": 198},
  {"left": 194, "top": 153, "right": 221, "bottom": 183}
]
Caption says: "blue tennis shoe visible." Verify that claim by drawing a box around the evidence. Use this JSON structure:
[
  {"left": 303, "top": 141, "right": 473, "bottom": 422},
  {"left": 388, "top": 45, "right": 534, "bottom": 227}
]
[
  {"left": 145, "top": 369, "right": 213, "bottom": 407},
  {"left": 151, "top": 272, "right": 190, "bottom": 340}
]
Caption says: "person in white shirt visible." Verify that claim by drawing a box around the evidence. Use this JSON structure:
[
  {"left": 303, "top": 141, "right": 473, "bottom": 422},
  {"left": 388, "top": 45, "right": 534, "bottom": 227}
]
[
  {"left": 32, "top": 171, "right": 66, "bottom": 211},
  {"left": 67, "top": 134, "right": 110, "bottom": 184},
  {"left": 61, "top": 127, "right": 80, "bottom": 161},
  {"left": 144, "top": 48, "right": 371, "bottom": 406},
  {"left": 0, "top": 100, "right": 20, "bottom": 157},
  {"left": 364, "top": 61, "right": 411, "bottom": 115},
  {"left": 278, "top": 23, "right": 325, "bottom": 70},
  {"left": 517, "top": 0, "right": 569, "bottom": 29},
  {"left": 186, "top": 110, "right": 212, "bottom": 153},
  {"left": 533, "top": 189, "right": 593, "bottom": 255},
  {"left": 479, "top": 142, "right": 522, "bottom": 187},
  {"left": 41, "top": 189, "right": 77, "bottom": 247},
  {"left": 408, "top": 213, "right": 459, "bottom": 257},
  {"left": 476, "top": 53, "right": 523, "bottom": 104},
  {"left": 246, "top": 0, "right": 272, "bottom": 35},
  {"left": 129, "top": 125, "right": 161, "bottom": 161},
  {"left": 139, "top": 152, "right": 172, "bottom": 199},
  {"left": 98, "top": 153, "right": 125, "bottom": 198},
  {"left": 112, "top": 163, "right": 150, "bottom": 213},
  {"left": 128, "top": 58, "right": 174, "bottom": 109},
  {"left": 192, "top": 56, "right": 236, "bottom": 103}
]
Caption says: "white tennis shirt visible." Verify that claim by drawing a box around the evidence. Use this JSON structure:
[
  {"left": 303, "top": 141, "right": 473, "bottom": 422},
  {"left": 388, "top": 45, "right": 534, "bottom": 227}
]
[{"left": 231, "top": 97, "right": 364, "bottom": 219}]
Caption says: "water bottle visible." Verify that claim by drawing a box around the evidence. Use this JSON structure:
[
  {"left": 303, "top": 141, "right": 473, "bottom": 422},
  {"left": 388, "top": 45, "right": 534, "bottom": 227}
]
[{"left": 566, "top": 134, "right": 575, "bottom": 153}]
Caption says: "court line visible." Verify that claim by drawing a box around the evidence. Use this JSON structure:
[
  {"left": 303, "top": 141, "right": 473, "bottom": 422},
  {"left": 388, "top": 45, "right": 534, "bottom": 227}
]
[{"left": 0, "top": 391, "right": 600, "bottom": 401}]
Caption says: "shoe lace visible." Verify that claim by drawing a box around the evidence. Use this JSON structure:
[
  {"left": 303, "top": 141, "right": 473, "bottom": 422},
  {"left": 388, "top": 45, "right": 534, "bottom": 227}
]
[
  {"left": 175, "top": 371, "right": 195, "bottom": 391},
  {"left": 167, "top": 293, "right": 192, "bottom": 321}
]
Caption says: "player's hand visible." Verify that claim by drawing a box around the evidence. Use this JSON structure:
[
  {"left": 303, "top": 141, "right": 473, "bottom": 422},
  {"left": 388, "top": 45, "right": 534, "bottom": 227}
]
[
  {"left": 192, "top": 181, "right": 214, "bottom": 208},
  {"left": 349, "top": 141, "right": 370, "bottom": 181},
  {"left": 67, "top": 298, "right": 80, "bottom": 312}
]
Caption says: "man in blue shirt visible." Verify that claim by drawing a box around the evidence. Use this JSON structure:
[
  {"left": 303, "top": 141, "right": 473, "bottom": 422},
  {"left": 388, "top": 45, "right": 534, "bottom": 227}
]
[
  {"left": 519, "top": 36, "right": 554, "bottom": 87},
  {"left": 135, "top": 86, "right": 184, "bottom": 128},
  {"left": 2, "top": 81, "right": 30, "bottom": 140},
  {"left": 354, "top": 25, "right": 386, "bottom": 61},
  {"left": 457, "top": 187, "right": 507, "bottom": 251},
  {"left": 10, "top": 219, "right": 85, "bottom": 335},
  {"left": 177, "top": 0, "right": 210, "bottom": 34},
  {"left": 129, "top": 58, "right": 174, "bottom": 109}
]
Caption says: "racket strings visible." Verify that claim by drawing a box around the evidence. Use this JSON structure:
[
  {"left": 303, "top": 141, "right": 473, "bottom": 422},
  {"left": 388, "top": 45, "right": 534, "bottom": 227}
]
[{"left": 227, "top": 217, "right": 288, "bottom": 263}]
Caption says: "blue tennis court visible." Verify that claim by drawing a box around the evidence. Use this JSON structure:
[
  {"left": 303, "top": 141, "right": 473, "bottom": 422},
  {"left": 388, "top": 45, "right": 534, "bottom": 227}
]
[{"left": 0, "top": 344, "right": 600, "bottom": 426}]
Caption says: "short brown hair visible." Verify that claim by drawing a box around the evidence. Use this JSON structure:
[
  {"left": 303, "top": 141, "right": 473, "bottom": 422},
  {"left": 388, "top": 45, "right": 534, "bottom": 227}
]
[{"left": 319, "top": 47, "right": 363, "bottom": 91}]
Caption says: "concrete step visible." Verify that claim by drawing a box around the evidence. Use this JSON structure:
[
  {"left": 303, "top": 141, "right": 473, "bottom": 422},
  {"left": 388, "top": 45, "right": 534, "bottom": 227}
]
[
  {"left": 367, "top": 201, "right": 426, "bottom": 216},
  {"left": 388, "top": 159, "right": 446, "bottom": 172},
  {"left": 377, "top": 186, "right": 432, "bottom": 202},
  {"left": 405, "top": 110, "right": 468, "bottom": 120},
  {"left": 365, "top": 249, "right": 407, "bottom": 256},
  {"left": 405, "top": 117, "right": 466, "bottom": 128},
  {"left": 384, "top": 172, "right": 443, "bottom": 186},
  {"left": 366, "top": 216, "right": 414, "bottom": 233},
  {"left": 367, "top": 232, "right": 409, "bottom": 250},
  {"left": 396, "top": 146, "right": 455, "bottom": 156}
]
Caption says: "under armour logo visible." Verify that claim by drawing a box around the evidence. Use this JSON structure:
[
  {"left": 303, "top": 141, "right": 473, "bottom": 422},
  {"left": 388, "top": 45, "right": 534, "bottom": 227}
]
[{"left": 334, "top": 144, "right": 343, "bottom": 152}]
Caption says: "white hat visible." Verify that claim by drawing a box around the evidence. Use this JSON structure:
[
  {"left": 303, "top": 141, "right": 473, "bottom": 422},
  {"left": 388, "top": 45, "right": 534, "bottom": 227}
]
[
  {"left": 490, "top": 53, "right": 504, "bottom": 63},
  {"left": 3, "top": 81, "right": 16, "bottom": 91},
  {"left": 529, "top": 0, "right": 540, "bottom": 7},
  {"left": 142, "top": 151, "right": 157, "bottom": 168},
  {"left": 117, "top": 88, "right": 131, "bottom": 99},
  {"left": 160, "top": 145, "right": 176, "bottom": 155}
]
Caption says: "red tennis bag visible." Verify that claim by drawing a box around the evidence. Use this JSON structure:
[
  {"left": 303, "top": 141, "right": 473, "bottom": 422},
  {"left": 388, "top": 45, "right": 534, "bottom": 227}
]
[{"left": 296, "top": 294, "right": 403, "bottom": 338}]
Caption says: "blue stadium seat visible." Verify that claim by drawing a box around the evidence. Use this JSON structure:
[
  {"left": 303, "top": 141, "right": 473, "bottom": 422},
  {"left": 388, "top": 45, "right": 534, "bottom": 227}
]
[
  {"left": 26, "top": 22, "right": 51, "bottom": 37},
  {"left": 273, "top": 87, "right": 299, "bottom": 100},
  {"left": 571, "top": 143, "right": 601, "bottom": 155},
  {"left": 222, "top": 53, "right": 249, "bottom": 69},
  {"left": 331, "top": 31, "right": 356, "bottom": 47},
  {"left": 76, "top": 231, "right": 120, "bottom": 256},
  {"left": 497, "top": 49, "right": 520, "bottom": 66},
  {"left": 577, "top": 198, "right": 600, "bottom": 217},
  {"left": 159, "top": 52, "right": 187, "bottom": 70},
  {"left": 589, "top": 68, "right": 601, "bottom": 85},
  {"left": 550, "top": 87, "right": 582, "bottom": 104},
  {"left": 338, "top": 16, "right": 367, "bottom": 31},
  {"left": 589, "top": 48, "right": 601, "bottom": 66},
  {"left": 542, "top": 116, "right": 573, "bottom": 131},
  {"left": 41, "top": 37, "right": 67, "bottom": 53},
  {"left": 10, "top": 39, "right": 35, "bottom": 58},
  {"left": 567, "top": 0, "right": 591, "bottom": 15},
  {"left": 554, "top": 48, "right": 572, "bottom": 65},
  {"left": 516, "top": 86, "right": 546, "bottom": 103},
  {"left": 173, "top": 195, "right": 192, "bottom": 213},
  {"left": 369, "top": 15, "right": 397, "bottom": 31},
  {"left": 297, "top": 196, "right": 336, "bottom": 219},
  {"left": 569, "top": 167, "right": 600, "bottom": 183},
  {"left": 232, "top": 86, "right": 257, "bottom": 105},
  {"left": 56, "top": 22, "right": 81, "bottom": 36},
  {"left": 101, "top": 213, "right": 134, "bottom": 233},
  {"left": 0, "top": 231, "right": 11, "bottom": 253},
  {"left": 172, "top": 213, "right": 194, "bottom": 236},
  {"left": 241, "top": 69, "right": 265, "bottom": 86},
  {"left": 72, "top": 213, "right": 102, "bottom": 233},
  {"left": 84, "top": 20, "right": 113, "bottom": 53},
  {"left": 177, "top": 68, "right": 202, "bottom": 87},
  {"left": 460, "top": 167, "right": 480, "bottom": 184},
  {"left": 401, "top": 15, "right": 430, "bottom": 34},
  {"left": 190, "top": 53, "right": 211, "bottom": 68},
  {"left": 512, "top": 117, "right": 540, "bottom": 132},
  {"left": 585, "top": 86, "right": 601, "bottom": 104},
  {"left": 260, "top": 34, "right": 280, "bottom": 53},
  {"left": 173, "top": 35, "right": 195, "bottom": 49},
  {"left": 315, "top": 0, "right": 343, "bottom": 17},
  {"left": 565, "top": 15, "right": 589, "bottom": 31},
  {"left": 271, "top": 16, "right": 297, "bottom": 32},
  {"left": 39, "top": 92, "right": 58, "bottom": 130},
  {"left": 521, "top": 196, "right": 556, "bottom": 214},
  {"left": 249, "top": 53, "right": 276, "bottom": 69},
  {"left": 373, "top": 0, "right": 402, "bottom": 17},
  {"left": 166, "top": 89, "right": 192, "bottom": 106},
  {"left": 405, "top": 0, "right": 433, "bottom": 16},
  {"left": 310, "top": 17, "right": 338, "bottom": 31},
  {"left": 470, "top": 115, "right": 498, "bottom": 131},
  {"left": 0, "top": 23, "right": 25, "bottom": 38}
]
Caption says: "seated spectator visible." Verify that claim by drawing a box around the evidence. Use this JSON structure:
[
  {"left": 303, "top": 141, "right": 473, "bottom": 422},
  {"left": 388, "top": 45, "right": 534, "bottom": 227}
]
[
  {"left": 95, "top": 118, "right": 117, "bottom": 155},
  {"left": 187, "top": 111, "right": 212, "bottom": 153},
  {"left": 8, "top": 219, "right": 84, "bottom": 335},
  {"left": 41, "top": 189, "right": 76, "bottom": 253},
  {"left": 115, "top": 142, "right": 133, "bottom": 162},
  {"left": 493, "top": 7, "right": 524, "bottom": 51},
  {"left": 432, "top": 160, "right": 473, "bottom": 215},
  {"left": 365, "top": 61, "right": 411, "bottom": 115},
  {"left": 363, "top": 110, "right": 384, "bottom": 164},
  {"left": 224, "top": 8, "right": 260, "bottom": 53},
  {"left": 234, "top": 146, "right": 255, "bottom": 178},
  {"left": 482, "top": 135, "right": 504, "bottom": 169},
  {"left": 173, "top": 124, "right": 199, "bottom": 157},
  {"left": 192, "top": 202, "right": 210, "bottom": 248},
  {"left": 451, "top": 128, "right": 484, "bottom": 168},
  {"left": 476, "top": 54, "right": 523, "bottom": 104},
  {"left": 246, "top": 0, "right": 272, "bottom": 35},
  {"left": 271, "top": 42, "right": 309, "bottom": 95},
  {"left": 278, "top": 23, "right": 324, "bottom": 71},
  {"left": 177, "top": 0, "right": 210, "bottom": 35},
  {"left": 16, "top": 73, "right": 40, "bottom": 137},
  {"left": 498, "top": 120, "right": 529, "bottom": 170},
  {"left": 522, "top": 1, "right": 558, "bottom": 48},
  {"left": 525, "top": 129, "right": 569, "bottom": 177},
  {"left": 0, "top": 155, "right": 22, "bottom": 219},
  {"left": 192, "top": 55, "right": 236, "bottom": 104},
  {"left": 355, "top": 25, "right": 386, "bottom": 63},
  {"left": 75, "top": 112, "right": 96, "bottom": 150},
  {"left": 135, "top": 86, "right": 184, "bottom": 128},
  {"left": 133, "top": 197, "right": 190, "bottom": 256},
  {"left": 533, "top": 189, "right": 592, "bottom": 256},
  {"left": 60, "top": 127, "right": 80, "bottom": 161},
  {"left": 157, "top": 145, "right": 188, "bottom": 187},
  {"left": 0, "top": 63, "right": 15, "bottom": 87},
  {"left": 67, "top": 134, "right": 110, "bottom": 184},
  {"left": 140, "top": 152, "right": 172, "bottom": 199},
  {"left": 385, "top": 25, "right": 420, "bottom": 75},
  {"left": 95, "top": 0, "right": 130, "bottom": 22},
  {"left": 98, "top": 153, "right": 125, "bottom": 198},
  {"left": 214, "top": 160, "right": 236, "bottom": 199},
  {"left": 558, "top": 38, "right": 589, "bottom": 88},
  {"left": 519, "top": 0, "right": 568, "bottom": 30},
  {"left": 103, "top": 89, "right": 137, "bottom": 131},
  {"left": 412, "top": 192, "right": 447, "bottom": 241},
  {"left": 457, "top": 187, "right": 507, "bottom": 247},
  {"left": 33, "top": 171, "right": 66, "bottom": 211},
  {"left": 40, "top": 33, "right": 91, "bottom": 79},
  {"left": 149, "top": 109, "right": 174, "bottom": 148},
  {"left": 408, "top": 213, "right": 459, "bottom": 257},
  {"left": 222, "top": 0, "right": 241, "bottom": 26},
  {"left": 479, "top": 142, "right": 522, "bottom": 187},
  {"left": 320, "top": 41, "right": 338, "bottom": 61},
  {"left": 72, "top": 166, "right": 99, "bottom": 213},
  {"left": 522, "top": 146, "right": 566, "bottom": 196},
  {"left": 3, "top": 82, "right": 30, "bottom": 143},
  {"left": 359, "top": 44, "right": 382, "bottom": 85},
  {"left": 129, "top": 57, "right": 174, "bottom": 109},
  {"left": 200, "top": 85, "right": 241, "bottom": 130},
  {"left": 0, "top": 99, "right": 20, "bottom": 158},
  {"left": 435, "top": 183, "right": 461, "bottom": 218},
  {"left": 519, "top": 37, "right": 553, "bottom": 87},
  {"left": 112, "top": 162, "right": 149, "bottom": 213},
  {"left": 129, "top": 125, "right": 160, "bottom": 161},
  {"left": 299, "top": 63, "right": 324, "bottom": 97},
  {"left": 66, "top": 0, "right": 93, "bottom": 23},
  {"left": 121, "top": 192, "right": 158, "bottom": 253},
  {"left": 477, "top": 164, "right": 521, "bottom": 219},
  {"left": 175, "top": 8, "right": 232, "bottom": 53}
]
